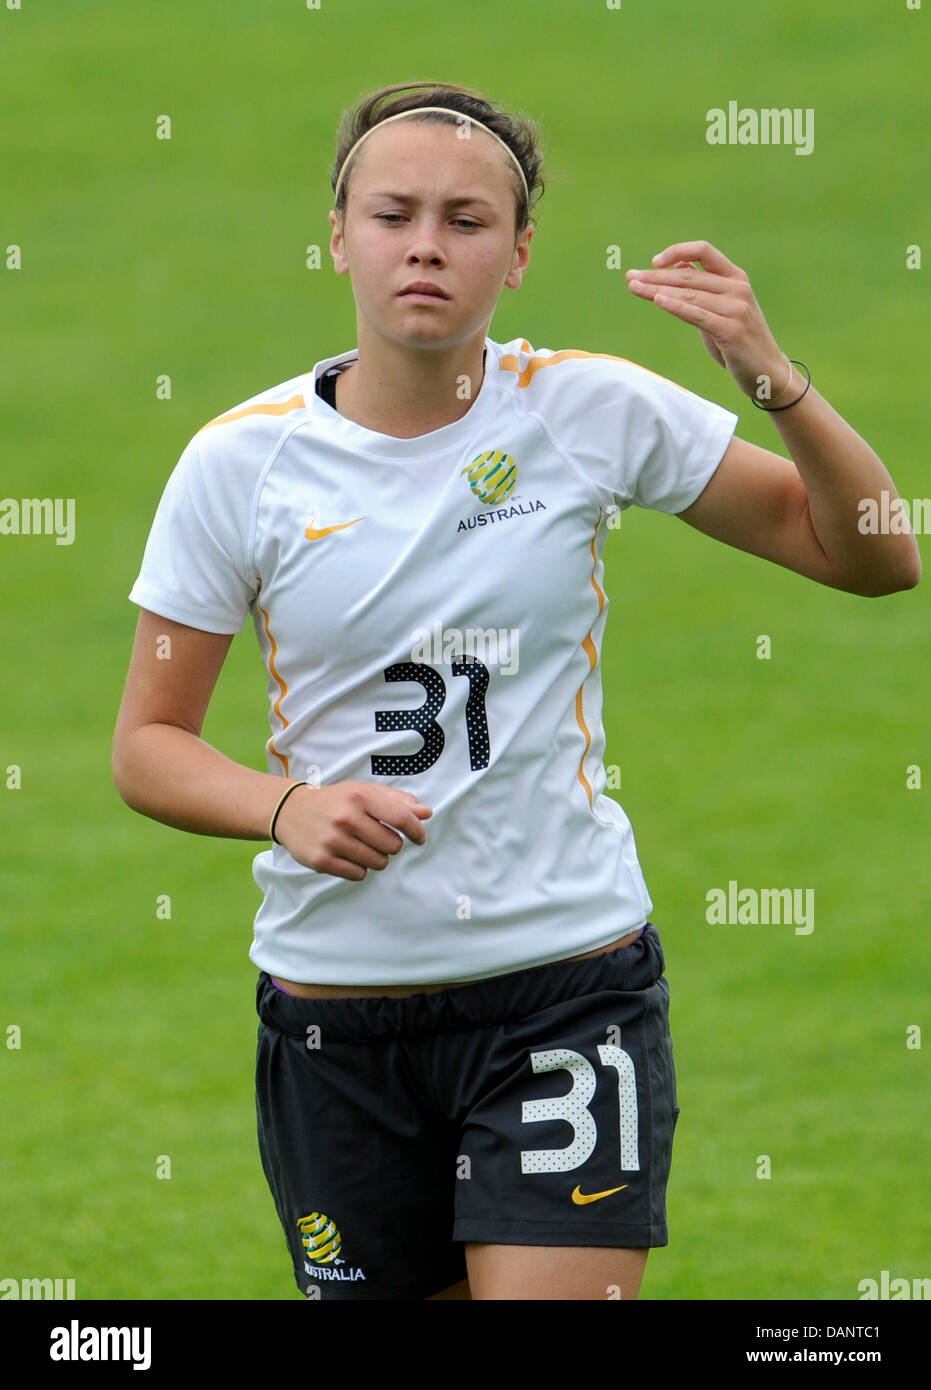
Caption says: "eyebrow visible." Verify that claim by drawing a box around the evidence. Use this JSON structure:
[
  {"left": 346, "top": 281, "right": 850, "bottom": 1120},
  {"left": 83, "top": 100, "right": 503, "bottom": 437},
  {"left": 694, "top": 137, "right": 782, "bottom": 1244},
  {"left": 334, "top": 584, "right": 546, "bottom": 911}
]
[{"left": 363, "top": 191, "right": 497, "bottom": 210}]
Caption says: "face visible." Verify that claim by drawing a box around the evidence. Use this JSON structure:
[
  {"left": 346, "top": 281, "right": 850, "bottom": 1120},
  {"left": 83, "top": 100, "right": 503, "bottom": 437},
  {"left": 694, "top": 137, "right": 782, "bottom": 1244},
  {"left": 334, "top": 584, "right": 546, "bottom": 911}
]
[{"left": 328, "top": 120, "right": 533, "bottom": 352}]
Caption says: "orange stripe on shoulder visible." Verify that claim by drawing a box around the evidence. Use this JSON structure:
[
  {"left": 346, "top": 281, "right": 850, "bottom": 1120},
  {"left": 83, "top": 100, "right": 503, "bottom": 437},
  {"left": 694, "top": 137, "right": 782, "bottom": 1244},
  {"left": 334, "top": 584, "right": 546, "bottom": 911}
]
[
  {"left": 197, "top": 393, "right": 308, "bottom": 433},
  {"left": 498, "top": 348, "right": 690, "bottom": 394}
]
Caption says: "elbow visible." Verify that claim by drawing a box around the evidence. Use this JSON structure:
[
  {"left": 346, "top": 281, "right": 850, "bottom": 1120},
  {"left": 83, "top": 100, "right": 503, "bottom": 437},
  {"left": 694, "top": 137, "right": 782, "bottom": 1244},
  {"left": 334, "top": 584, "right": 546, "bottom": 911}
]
[
  {"left": 846, "top": 540, "right": 922, "bottom": 597},
  {"left": 878, "top": 546, "right": 922, "bottom": 595},
  {"left": 853, "top": 562, "right": 921, "bottom": 598},
  {"left": 111, "top": 736, "right": 139, "bottom": 810},
  {"left": 111, "top": 753, "right": 131, "bottom": 808},
  {"left": 896, "top": 559, "right": 922, "bottom": 593}
]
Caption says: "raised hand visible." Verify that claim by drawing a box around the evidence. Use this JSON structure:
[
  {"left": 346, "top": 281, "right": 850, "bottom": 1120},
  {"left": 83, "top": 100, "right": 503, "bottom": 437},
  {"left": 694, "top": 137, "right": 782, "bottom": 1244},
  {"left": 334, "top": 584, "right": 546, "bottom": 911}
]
[{"left": 626, "top": 239, "right": 795, "bottom": 407}]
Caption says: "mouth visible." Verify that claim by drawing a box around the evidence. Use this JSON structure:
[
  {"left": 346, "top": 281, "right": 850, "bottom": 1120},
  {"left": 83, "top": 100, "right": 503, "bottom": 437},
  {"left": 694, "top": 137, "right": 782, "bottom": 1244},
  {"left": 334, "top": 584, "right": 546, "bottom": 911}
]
[{"left": 399, "top": 283, "right": 450, "bottom": 301}]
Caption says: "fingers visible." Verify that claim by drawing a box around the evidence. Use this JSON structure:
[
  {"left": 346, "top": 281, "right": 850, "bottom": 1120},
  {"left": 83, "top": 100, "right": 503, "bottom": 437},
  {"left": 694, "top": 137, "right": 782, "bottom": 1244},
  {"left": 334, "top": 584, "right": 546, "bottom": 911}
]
[
  {"left": 335, "top": 785, "right": 433, "bottom": 878},
  {"left": 641, "top": 292, "right": 716, "bottom": 329},
  {"left": 370, "top": 787, "right": 433, "bottom": 840},
  {"left": 626, "top": 265, "right": 738, "bottom": 296},
  {"left": 624, "top": 240, "right": 783, "bottom": 397},
  {"left": 650, "top": 240, "right": 747, "bottom": 279},
  {"left": 626, "top": 247, "right": 757, "bottom": 333},
  {"left": 314, "top": 816, "right": 412, "bottom": 880},
  {"left": 627, "top": 278, "right": 750, "bottom": 326},
  {"left": 276, "top": 781, "right": 433, "bottom": 881},
  {"left": 321, "top": 854, "right": 374, "bottom": 882}
]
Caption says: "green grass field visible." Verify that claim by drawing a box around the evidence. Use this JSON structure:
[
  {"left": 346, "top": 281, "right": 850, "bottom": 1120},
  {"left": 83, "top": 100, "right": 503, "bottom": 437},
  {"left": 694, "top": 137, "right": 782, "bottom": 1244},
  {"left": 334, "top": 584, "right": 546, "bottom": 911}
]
[{"left": 1, "top": 0, "right": 928, "bottom": 1300}]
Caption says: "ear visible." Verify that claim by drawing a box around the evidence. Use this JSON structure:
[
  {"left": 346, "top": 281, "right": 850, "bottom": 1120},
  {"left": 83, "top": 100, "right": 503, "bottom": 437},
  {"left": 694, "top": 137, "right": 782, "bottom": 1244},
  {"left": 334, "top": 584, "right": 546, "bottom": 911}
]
[
  {"left": 504, "top": 224, "right": 534, "bottom": 291},
  {"left": 329, "top": 209, "right": 349, "bottom": 277}
]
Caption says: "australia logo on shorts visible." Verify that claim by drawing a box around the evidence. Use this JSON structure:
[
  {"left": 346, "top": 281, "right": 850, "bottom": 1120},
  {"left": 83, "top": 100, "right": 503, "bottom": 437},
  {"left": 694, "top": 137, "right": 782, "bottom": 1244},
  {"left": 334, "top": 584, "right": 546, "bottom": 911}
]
[{"left": 297, "top": 1211, "right": 366, "bottom": 1282}]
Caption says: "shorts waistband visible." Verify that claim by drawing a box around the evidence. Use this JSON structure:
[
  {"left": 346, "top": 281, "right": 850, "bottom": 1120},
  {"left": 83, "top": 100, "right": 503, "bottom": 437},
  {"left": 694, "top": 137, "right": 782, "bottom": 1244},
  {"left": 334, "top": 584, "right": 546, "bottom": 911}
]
[{"left": 255, "top": 922, "right": 665, "bottom": 1043}]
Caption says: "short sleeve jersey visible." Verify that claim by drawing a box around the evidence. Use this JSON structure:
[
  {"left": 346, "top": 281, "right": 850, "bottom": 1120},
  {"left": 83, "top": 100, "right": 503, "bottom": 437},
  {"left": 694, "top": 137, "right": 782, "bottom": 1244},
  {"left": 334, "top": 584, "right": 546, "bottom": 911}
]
[{"left": 128, "top": 336, "right": 738, "bottom": 984}]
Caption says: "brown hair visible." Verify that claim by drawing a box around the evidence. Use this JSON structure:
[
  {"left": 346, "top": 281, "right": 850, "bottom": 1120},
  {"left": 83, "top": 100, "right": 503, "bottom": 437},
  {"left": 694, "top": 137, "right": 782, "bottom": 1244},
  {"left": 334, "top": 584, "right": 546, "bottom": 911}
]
[{"left": 330, "top": 80, "right": 546, "bottom": 240}]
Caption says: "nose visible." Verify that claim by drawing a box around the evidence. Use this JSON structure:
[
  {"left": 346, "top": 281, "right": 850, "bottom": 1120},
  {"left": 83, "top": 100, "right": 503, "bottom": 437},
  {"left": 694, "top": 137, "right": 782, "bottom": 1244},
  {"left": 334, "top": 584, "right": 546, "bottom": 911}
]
[{"left": 405, "top": 219, "right": 447, "bottom": 265}]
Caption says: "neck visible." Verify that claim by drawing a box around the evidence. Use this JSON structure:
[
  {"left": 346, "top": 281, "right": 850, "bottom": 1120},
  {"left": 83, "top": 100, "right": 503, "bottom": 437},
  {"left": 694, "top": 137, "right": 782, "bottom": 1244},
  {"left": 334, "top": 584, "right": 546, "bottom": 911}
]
[{"left": 335, "top": 325, "right": 488, "bottom": 438}]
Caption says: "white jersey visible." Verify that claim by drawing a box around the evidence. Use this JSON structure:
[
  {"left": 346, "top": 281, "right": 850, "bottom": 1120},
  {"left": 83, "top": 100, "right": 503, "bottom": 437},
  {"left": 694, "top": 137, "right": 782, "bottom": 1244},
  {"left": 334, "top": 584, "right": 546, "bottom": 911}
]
[{"left": 128, "top": 335, "right": 738, "bottom": 984}]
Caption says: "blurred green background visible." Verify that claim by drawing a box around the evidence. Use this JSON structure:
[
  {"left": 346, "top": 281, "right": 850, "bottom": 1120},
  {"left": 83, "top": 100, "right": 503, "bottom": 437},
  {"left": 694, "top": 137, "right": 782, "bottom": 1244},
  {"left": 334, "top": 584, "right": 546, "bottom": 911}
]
[{"left": 1, "top": 0, "right": 927, "bottom": 1300}]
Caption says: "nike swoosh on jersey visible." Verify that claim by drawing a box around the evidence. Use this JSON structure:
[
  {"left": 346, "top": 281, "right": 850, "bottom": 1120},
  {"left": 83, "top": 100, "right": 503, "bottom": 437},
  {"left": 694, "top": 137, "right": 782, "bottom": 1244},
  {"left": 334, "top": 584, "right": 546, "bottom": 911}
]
[
  {"left": 570, "top": 1184, "right": 628, "bottom": 1205},
  {"left": 305, "top": 517, "right": 365, "bottom": 540}
]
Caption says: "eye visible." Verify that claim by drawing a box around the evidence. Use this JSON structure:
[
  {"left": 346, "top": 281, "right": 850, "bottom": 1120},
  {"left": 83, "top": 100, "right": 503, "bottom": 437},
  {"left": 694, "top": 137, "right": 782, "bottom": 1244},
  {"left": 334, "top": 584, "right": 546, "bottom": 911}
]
[{"left": 375, "top": 214, "right": 482, "bottom": 230}]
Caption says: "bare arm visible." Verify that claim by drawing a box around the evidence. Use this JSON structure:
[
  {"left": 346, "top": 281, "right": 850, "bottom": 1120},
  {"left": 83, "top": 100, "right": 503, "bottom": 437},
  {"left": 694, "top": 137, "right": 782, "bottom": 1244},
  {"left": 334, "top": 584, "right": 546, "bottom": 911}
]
[
  {"left": 675, "top": 428, "right": 920, "bottom": 597},
  {"left": 111, "top": 609, "right": 432, "bottom": 878},
  {"left": 111, "top": 609, "right": 282, "bottom": 838},
  {"left": 626, "top": 240, "right": 921, "bottom": 597}
]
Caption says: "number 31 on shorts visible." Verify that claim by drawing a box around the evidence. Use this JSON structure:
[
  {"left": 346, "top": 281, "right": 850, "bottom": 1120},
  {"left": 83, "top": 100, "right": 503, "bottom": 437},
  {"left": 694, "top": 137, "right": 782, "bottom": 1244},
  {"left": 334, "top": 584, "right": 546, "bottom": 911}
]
[{"left": 519, "top": 1046, "right": 639, "bottom": 1174}]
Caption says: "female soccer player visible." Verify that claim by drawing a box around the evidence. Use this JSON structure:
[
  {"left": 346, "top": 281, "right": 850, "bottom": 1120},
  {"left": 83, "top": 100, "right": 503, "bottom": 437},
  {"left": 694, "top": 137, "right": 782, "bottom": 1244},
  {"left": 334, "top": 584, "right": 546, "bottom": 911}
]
[{"left": 112, "top": 80, "right": 919, "bottom": 1301}]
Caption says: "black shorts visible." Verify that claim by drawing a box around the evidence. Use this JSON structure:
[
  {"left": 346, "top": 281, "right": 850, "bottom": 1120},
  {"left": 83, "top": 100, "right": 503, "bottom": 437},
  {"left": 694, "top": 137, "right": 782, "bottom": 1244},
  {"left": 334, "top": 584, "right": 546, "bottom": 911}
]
[{"left": 254, "top": 921, "right": 679, "bottom": 1300}]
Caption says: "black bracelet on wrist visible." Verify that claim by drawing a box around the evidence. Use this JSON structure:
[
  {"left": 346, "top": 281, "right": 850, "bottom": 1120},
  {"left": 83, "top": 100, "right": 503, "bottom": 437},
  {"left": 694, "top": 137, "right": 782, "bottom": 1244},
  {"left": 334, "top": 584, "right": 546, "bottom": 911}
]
[
  {"left": 269, "top": 781, "right": 307, "bottom": 843},
  {"left": 752, "top": 359, "right": 811, "bottom": 412}
]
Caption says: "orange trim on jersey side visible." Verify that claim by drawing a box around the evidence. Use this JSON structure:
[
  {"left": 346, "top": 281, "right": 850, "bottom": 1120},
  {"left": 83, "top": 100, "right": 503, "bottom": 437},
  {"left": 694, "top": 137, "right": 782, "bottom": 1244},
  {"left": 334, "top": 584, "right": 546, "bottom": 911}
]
[
  {"left": 498, "top": 347, "right": 691, "bottom": 395},
  {"left": 574, "top": 522, "right": 608, "bottom": 809},
  {"left": 257, "top": 601, "right": 291, "bottom": 777},
  {"left": 197, "top": 393, "right": 307, "bottom": 433}
]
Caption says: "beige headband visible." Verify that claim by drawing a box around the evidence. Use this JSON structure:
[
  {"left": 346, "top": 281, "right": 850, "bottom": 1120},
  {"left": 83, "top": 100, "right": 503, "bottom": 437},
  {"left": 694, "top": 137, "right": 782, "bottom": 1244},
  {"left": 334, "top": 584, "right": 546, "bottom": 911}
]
[{"left": 332, "top": 106, "right": 529, "bottom": 213}]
